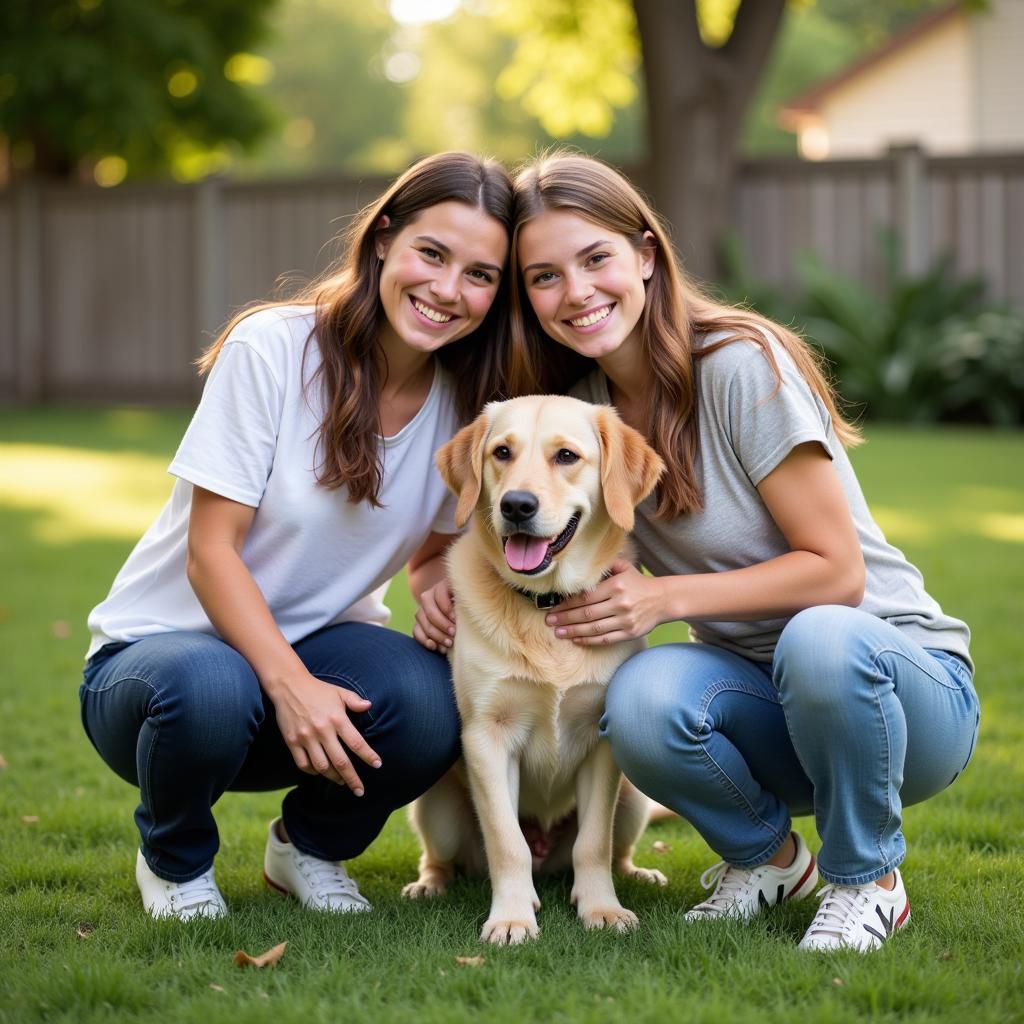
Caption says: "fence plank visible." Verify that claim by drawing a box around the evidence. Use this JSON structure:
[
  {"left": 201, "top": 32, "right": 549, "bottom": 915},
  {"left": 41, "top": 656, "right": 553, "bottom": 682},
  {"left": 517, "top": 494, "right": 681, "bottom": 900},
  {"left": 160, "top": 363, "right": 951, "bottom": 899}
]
[{"left": 3, "top": 154, "right": 1022, "bottom": 404}]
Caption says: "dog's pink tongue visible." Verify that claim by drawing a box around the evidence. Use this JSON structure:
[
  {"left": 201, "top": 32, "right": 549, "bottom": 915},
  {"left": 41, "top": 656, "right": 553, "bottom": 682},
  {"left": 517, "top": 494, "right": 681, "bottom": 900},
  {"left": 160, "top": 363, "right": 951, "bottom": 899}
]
[{"left": 504, "top": 534, "right": 549, "bottom": 572}]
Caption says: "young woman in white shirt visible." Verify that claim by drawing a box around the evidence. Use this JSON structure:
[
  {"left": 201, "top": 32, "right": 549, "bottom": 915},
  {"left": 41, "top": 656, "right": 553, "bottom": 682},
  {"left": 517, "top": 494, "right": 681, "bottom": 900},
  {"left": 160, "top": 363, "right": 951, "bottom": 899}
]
[{"left": 80, "top": 152, "right": 513, "bottom": 920}]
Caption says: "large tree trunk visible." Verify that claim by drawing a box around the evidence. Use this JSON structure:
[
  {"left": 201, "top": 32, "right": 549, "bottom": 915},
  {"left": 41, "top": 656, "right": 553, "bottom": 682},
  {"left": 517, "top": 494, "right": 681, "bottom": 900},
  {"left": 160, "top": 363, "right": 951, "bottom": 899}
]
[{"left": 634, "top": 0, "right": 786, "bottom": 282}]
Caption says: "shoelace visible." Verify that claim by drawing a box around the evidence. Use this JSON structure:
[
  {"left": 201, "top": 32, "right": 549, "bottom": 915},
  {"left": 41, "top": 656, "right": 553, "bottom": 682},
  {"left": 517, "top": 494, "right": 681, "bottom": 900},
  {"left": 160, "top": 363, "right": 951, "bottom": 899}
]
[
  {"left": 295, "top": 853, "right": 365, "bottom": 904},
  {"left": 691, "top": 861, "right": 753, "bottom": 915},
  {"left": 806, "top": 883, "right": 869, "bottom": 937},
  {"left": 164, "top": 873, "right": 222, "bottom": 916}
]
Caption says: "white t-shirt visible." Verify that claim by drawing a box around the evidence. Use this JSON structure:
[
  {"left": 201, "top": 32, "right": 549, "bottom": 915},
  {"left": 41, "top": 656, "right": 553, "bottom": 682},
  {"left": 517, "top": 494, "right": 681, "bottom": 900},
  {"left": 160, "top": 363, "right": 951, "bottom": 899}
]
[{"left": 86, "top": 305, "right": 459, "bottom": 659}]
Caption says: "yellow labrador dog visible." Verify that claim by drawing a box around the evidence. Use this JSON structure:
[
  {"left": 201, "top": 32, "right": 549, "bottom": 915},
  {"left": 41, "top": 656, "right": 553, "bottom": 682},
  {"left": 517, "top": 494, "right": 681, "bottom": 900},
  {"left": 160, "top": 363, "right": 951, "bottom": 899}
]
[{"left": 402, "top": 395, "right": 665, "bottom": 944}]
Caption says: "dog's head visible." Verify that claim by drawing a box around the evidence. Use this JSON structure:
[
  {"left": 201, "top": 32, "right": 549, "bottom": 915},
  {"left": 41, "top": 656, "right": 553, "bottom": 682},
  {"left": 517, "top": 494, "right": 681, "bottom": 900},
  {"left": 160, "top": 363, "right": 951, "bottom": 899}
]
[{"left": 436, "top": 395, "right": 663, "bottom": 587}]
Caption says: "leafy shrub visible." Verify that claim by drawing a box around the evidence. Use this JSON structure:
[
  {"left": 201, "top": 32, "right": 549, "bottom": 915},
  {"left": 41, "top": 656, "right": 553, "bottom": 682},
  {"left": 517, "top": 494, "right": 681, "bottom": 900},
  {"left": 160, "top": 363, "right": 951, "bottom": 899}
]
[
  {"left": 932, "top": 310, "right": 1024, "bottom": 426},
  {"left": 717, "top": 232, "right": 1024, "bottom": 425}
]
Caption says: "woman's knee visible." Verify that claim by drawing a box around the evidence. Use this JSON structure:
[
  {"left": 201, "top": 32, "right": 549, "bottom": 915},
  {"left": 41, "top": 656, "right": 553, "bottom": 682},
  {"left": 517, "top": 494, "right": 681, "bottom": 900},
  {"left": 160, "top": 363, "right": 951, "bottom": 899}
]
[
  {"left": 125, "top": 632, "right": 263, "bottom": 741},
  {"left": 774, "top": 605, "right": 874, "bottom": 710},
  {"left": 602, "top": 646, "right": 703, "bottom": 773},
  {"left": 335, "top": 629, "right": 460, "bottom": 772}
]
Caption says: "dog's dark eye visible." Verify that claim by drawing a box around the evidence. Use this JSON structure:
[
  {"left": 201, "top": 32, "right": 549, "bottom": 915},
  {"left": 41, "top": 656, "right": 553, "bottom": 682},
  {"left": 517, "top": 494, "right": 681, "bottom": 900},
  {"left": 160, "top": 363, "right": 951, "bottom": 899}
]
[
  {"left": 493, "top": 445, "right": 512, "bottom": 461},
  {"left": 555, "top": 449, "right": 579, "bottom": 465}
]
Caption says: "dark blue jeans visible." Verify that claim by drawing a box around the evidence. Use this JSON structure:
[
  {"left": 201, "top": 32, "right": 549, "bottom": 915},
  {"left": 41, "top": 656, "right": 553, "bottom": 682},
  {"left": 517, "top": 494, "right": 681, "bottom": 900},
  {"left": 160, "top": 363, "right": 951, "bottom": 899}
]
[{"left": 80, "top": 622, "right": 460, "bottom": 883}]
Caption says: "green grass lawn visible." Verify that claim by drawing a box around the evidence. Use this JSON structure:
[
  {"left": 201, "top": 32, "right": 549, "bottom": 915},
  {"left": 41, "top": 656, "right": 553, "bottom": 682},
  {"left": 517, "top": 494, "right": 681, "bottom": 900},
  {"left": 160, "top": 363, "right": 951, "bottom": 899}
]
[{"left": 1, "top": 407, "right": 1022, "bottom": 1024}]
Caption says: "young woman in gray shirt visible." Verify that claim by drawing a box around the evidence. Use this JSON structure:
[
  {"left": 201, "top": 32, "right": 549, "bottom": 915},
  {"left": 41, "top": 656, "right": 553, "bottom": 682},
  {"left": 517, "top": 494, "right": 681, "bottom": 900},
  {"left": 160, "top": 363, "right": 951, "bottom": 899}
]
[{"left": 502, "top": 152, "right": 978, "bottom": 953}]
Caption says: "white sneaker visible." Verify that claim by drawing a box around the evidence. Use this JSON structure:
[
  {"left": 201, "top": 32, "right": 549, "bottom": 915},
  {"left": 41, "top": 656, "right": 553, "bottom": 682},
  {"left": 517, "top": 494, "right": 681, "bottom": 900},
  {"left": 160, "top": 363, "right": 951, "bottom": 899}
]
[
  {"left": 135, "top": 850, "right": 227, "bottom": 920},
  {"left": 799, "top": 869, "right": 910, "bottom": 952},
  {"left": 263, "top": 818, "right": 371, "bottom": 913},
  {"left": 685, "top": 832, "right": 819, "bottom": 921}
]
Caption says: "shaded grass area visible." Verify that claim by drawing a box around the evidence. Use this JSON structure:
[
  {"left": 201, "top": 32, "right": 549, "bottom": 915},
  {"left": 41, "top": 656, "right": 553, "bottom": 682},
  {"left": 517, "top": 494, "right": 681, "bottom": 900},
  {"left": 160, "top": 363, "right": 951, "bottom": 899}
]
[{"left": 1, "top": 407, "right": 1023, "bottom": 1023}]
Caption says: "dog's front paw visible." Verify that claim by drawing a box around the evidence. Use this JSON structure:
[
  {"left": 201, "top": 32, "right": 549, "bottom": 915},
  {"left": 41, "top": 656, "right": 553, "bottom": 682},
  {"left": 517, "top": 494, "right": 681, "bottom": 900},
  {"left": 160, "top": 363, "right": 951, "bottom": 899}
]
[
  {"left": 619, "top": 862, "right": 668, "bottom": 887},
  {"left": 480, "top": 914, "right": 539, "bottom": 945},
  {"left": 401, "top": 878, "right": 448, "bottom": 899},
  {"left": 578, "top": 904, "right": 638, "bottom": 932}
]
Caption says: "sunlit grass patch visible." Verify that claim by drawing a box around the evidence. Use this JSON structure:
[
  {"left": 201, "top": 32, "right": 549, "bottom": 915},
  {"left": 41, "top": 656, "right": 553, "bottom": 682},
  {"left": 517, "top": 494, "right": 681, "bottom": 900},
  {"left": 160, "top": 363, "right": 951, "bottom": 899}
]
[{"left": 0, "top": 444, "right": 174, "bottom": 543}]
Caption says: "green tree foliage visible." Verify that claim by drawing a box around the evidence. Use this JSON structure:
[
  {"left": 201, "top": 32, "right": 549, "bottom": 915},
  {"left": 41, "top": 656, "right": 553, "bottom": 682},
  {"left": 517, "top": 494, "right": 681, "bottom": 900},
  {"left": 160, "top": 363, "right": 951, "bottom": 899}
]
[
  {"left": 486, "top": 0, "right": 953, "bottom": 156},
  {"left": 491, "top": 0, "right": 639, "bottom": 138},
  {"left": 235, "top": 0, "right": 407, "bottom": 177},
  {"left": 0, "top": 0, "right": 278, "bottom": 180},
  {"left": 241, "top": 0, "right": 644, "bottom": 178}
]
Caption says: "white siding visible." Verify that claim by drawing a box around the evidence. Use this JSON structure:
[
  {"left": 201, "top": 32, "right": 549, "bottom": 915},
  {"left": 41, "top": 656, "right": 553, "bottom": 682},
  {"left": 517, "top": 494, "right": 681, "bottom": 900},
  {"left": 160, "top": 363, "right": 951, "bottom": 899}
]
[
  {"left": 971, "top": 0, "right": 1024, "bottom": 150},
  {"left": 817, "top": 17, "right": 972, "bottom": 156}
]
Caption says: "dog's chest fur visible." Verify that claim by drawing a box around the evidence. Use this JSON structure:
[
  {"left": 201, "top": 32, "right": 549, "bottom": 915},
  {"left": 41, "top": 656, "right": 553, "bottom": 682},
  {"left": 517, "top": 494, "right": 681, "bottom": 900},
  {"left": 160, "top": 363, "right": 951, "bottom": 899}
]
[{"left": 447, "top": 531, "right": 642, "bottom": 827}]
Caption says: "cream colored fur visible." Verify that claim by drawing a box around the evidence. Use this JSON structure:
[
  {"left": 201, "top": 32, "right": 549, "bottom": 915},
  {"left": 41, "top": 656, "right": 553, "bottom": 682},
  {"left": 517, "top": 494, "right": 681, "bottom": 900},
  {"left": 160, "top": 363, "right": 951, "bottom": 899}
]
[{"left": 402, "top": 396, "right": 665, "bottom": 945}]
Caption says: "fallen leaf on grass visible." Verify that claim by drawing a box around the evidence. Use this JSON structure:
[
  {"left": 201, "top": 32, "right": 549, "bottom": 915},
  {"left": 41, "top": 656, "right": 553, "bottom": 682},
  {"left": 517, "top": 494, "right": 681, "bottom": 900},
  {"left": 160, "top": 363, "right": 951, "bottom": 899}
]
[
  {"left": 51, "top": 620, "right": 71, "bottom": 639},
  {"left": 455, "top": 956, "right": 485, "bottom": 967},
  {"left": 21, "top": 815, "right": 39, "bottom": 824},
  {"left": 651, "top": 841, "right": 671, "bottom": 853},
  {"left": 234, "top": 941, "right": 287, "bottom": 968},
  {"left": 75, "top": 923, "right": 96, "bottom": 940}
]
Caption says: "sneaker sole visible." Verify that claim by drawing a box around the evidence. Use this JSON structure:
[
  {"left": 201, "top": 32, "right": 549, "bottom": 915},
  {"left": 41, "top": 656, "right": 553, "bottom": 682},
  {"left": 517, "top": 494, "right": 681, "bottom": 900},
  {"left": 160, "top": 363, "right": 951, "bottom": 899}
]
[{"left": 263, "top": 871, "right": 293, "bottom": 897}]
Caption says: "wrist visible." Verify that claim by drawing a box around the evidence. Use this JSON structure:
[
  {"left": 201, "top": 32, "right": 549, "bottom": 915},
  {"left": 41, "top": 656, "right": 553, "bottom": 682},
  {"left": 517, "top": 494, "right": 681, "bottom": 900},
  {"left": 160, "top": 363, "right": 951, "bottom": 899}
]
[
  {"left": 258, "top": 657, "right": 310, "bottom": 698},
  {"left": 661, "top": 574, "right": 690, "bottom": 623}
]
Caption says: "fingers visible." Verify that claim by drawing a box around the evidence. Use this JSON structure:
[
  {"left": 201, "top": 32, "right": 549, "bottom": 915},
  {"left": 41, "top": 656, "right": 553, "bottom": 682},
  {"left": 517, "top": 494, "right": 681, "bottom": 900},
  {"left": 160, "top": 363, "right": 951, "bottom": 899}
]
[
  {"left": 316, "top": 733, "right": 365, "bottom": 795},
  {"left": 337, "top": 689, "right": 382, "bottom": 769},
  {"left": 286, "top": 690, "right": 381, "bottom": 795},
  {"left": 547, "top": 598, "right": 618, "bottom": 635},
  {"left": 570, "top": 629, "right": 633, "bottom": 646},
  {"left": 414, "top": 586, "right": 456, "bottom": 651},
  {"left": 414, "top": 613, "right": 452, "bottom": 652}
]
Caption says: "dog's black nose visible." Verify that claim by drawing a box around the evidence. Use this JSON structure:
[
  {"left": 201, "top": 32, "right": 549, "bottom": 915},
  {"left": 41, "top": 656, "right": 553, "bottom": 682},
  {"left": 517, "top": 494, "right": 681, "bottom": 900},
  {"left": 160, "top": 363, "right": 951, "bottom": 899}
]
[{"left": 500, "top": 490, "right": 539, "bottom": 524}]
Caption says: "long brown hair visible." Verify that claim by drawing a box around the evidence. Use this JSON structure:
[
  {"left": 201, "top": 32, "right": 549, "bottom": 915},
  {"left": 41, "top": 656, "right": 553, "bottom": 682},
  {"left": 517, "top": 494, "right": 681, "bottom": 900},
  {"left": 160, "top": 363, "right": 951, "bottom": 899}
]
[
  {"left": 509, "top": 151, "right": 860, "bottom": 519},
  {"left": 198, "top": 152, "right": 514, "bottom": 507}
]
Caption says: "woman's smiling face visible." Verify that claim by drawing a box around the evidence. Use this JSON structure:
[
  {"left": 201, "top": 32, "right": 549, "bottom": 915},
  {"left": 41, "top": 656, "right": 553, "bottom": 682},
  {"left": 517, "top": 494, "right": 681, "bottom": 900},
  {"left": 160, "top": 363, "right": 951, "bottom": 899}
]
[
  {"left": 517, "top": 208, "right": 654, "bottom": 361},
  {"left": 377, "top": 200, "right": 508, "bottom": 355}
]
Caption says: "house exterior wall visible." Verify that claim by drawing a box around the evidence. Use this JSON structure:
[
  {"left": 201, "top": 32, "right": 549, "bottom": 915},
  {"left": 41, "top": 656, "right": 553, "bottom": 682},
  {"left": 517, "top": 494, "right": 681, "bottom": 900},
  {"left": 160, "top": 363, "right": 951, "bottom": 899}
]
[
  {"left": 816, "top": 16, "right": 972, "bottom": 156},
  {"left": 971, "top": 0, "right": 1024, "bottom": 149},
  {"left": 798, "top": 0, "right": 1024, "bottom": 158}
]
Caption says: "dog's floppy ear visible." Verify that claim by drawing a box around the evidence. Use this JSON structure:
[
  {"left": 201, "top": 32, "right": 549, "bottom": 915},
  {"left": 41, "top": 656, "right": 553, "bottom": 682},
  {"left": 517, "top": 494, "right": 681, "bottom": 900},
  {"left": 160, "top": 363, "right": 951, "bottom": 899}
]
[
  {"left": 595, "top": 405, "right": 665, "bottom": 532},
  {"left": 436, "top": 410, "right": 491, "bottom": 528}
]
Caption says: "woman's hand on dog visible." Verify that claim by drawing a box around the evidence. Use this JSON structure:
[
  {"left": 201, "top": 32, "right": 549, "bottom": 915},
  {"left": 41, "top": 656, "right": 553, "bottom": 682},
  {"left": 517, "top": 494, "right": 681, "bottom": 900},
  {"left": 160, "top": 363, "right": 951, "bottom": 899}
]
[
  {"left": 271, "top": 671, "right": 381, "bottom": 793},
  {"left": 545, "top": 559, "right": 668, "bottom": 645},
  {"left": 414, "top": 579, "right": 456, "bottom": 652}
]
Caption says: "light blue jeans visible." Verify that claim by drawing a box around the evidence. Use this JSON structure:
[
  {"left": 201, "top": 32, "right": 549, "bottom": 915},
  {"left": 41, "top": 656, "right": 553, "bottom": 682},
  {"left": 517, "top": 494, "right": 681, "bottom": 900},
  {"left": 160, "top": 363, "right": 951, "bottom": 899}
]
[{"left": 601, "top": 606, "right": 980, "bottom": 885}]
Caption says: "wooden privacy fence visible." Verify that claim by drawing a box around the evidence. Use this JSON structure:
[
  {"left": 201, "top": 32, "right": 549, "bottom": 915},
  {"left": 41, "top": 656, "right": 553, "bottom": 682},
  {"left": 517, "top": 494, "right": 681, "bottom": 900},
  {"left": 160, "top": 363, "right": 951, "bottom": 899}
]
[{"left": 1, "top": 148, "right": 1022, "bottom": 403}]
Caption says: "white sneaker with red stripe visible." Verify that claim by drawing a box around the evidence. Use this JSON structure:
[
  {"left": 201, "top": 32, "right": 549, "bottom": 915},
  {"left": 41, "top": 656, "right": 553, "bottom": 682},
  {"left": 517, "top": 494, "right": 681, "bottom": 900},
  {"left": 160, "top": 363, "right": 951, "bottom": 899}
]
[
  {"left": 263, "top": 818, "right": 371, "bottom": 914},
  {"left": 684, "top": 831, "right": 819, "bottom": 921},
  {"left": 799, "top": 869, "right": 910, "bottom": 952}
]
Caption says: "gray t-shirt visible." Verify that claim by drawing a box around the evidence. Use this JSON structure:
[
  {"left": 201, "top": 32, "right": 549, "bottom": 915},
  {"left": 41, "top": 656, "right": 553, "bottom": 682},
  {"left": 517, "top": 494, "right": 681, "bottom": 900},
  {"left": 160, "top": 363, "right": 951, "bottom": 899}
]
[{"left": 571, "top": 336, "right": 972, "bottom": 668}]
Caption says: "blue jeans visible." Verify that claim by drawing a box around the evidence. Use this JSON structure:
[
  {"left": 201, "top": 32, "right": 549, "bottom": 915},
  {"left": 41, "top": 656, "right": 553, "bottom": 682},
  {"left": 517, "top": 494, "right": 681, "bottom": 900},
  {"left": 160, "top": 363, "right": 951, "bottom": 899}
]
[
  {"left": 601, "top": 606, "right": 980, "bottom": 885},
  {"left": 80, "top": 622, "right": 460, "bottom": 883}
]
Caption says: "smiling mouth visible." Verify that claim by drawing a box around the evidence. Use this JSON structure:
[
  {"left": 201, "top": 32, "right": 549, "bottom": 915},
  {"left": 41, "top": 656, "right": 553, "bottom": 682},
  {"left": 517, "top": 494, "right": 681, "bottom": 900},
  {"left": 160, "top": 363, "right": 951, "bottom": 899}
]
[
  {"left": 502, "top": 512, "right": 582, "bottom": 575},
  {"left": 410, "top": 296, "right": 457, "bottom": 325},
  {"left": 565, "top": 304, "right": 614, "bottom": 329}
]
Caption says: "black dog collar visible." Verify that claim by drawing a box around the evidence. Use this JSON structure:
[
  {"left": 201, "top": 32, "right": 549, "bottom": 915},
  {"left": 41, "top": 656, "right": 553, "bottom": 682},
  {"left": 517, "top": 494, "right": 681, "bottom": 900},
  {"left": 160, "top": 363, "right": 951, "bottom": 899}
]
[
  {"left": 509, "top": 570, "right": 613, "bottom": 611},
  {"left": 510, "top": 586, "right": 566, "bottom": 610}
]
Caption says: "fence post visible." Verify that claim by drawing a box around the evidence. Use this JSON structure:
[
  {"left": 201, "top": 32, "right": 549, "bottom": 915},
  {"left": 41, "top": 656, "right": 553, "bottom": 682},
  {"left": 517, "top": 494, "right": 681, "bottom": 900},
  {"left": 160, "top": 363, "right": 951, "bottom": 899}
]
[
  {"left": 890, "top": 143, "right": 929, "bottom": 276},
  {"left": 193, "top": 177, "right": 227, "bottom": 358},
  {"left": 13, "top": 182, "right": 43, "bottom": 401}
]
